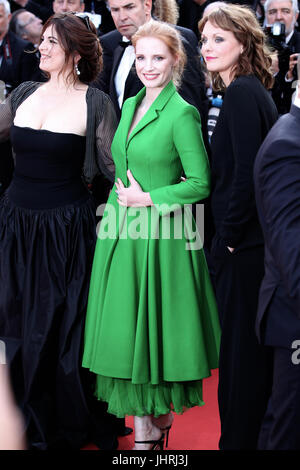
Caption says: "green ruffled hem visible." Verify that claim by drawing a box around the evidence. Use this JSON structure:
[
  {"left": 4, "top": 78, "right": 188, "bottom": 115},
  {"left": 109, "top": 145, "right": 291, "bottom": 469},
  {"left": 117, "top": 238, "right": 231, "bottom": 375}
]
[{"left": 95, "top": 375, "right": 205, "bottom": 418}]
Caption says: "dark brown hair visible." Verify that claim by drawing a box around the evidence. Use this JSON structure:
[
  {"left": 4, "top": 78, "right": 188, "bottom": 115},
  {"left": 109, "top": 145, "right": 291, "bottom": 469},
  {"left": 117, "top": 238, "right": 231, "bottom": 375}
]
[
  {"left": 40, "top": 12, "right": 102, "bottom": 85},
  {"left": 198, "top": 4, "right": 274, "bottom": 90}
]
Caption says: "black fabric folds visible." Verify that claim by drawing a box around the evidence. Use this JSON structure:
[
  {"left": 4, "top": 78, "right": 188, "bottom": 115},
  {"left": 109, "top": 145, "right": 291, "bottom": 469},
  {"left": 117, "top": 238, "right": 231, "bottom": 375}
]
[{"left": 0, "top": 128, "right": 118, "bottom": 450}]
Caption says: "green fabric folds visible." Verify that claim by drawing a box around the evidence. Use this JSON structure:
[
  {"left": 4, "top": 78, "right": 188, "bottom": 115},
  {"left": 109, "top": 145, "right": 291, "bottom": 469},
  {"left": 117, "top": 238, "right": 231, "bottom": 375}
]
[{"left": 95, "top": 375, "right": 204, "bottom": 418}]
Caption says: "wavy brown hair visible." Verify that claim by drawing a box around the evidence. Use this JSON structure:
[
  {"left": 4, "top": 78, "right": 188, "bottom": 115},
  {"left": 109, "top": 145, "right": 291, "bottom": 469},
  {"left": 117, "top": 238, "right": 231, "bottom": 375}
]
[
  {"left": 131, "top": 20, "right": 186, "bottom": 89},
  {"left": 39, "top": 12, "right": 102, "bottom": 85},
  {"left": 198, "top": 4, "right": 274, "bottom": 90}
]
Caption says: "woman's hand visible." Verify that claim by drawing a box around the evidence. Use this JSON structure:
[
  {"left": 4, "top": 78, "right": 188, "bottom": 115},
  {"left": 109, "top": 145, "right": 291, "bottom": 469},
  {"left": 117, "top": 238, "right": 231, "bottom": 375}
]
[
  {"left": 115, "top": 170, "right": 153, "bottom": 207},
  {"left": 286, "top": 53, "right": 299, "bottom": 80}
]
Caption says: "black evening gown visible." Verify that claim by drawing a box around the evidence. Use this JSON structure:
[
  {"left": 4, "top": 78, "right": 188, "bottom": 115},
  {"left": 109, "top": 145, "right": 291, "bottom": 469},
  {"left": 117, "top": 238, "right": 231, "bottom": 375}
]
[{"left": 0, "top": 125, "right": 118, "bottom": 450}]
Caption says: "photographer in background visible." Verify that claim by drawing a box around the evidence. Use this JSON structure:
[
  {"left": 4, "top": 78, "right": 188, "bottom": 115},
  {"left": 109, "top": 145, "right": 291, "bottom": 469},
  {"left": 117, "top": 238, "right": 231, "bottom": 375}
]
[{"left": 265, "top": 0, "right": 300, "bottom": 114}]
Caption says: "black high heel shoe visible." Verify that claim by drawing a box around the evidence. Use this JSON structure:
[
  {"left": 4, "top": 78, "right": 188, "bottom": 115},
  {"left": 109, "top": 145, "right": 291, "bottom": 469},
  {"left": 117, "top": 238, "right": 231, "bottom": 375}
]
[
  {"left": 159, "top": 425, "right": 171, "bottom": 448},
  {"left": 134, "top": 433, "right": 165, "bottom": 450}
]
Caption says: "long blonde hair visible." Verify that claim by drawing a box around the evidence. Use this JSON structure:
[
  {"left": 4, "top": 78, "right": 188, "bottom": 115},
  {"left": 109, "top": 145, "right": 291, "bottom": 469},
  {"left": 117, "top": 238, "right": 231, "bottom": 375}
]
[{"left": 198, "top": 4, "right": 274, "bottom": 90}]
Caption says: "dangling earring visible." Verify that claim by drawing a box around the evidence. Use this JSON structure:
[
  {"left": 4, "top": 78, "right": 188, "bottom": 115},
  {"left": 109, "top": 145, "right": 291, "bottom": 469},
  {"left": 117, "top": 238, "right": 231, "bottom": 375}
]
[{"left": 75, "top": 63, "right": 80, "bottom": 76}]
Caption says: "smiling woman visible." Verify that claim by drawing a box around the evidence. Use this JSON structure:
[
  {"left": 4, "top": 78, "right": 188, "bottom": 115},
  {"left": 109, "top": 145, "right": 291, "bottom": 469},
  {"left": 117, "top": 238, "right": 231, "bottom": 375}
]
[
  {"left": 82, "top": 20, "right": 221, "bottom": 451},
  {"left": 0, "top": 12, "right": 119, "bottom": 450},
  {"left": 38, "top": 12, "right": 103, "bottom": 87},
  {"left": 198, "top": 4, "right": 278, "bottom": 449},
  {"left": 133, "top": 22, "right": 186, "bottom": 90}
]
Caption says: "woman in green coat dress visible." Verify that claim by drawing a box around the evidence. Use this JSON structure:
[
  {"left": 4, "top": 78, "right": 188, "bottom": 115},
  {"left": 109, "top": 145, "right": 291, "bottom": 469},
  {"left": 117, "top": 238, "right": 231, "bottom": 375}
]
[{"left": 82, "top": 20, "right": 220, "bottom": 450}]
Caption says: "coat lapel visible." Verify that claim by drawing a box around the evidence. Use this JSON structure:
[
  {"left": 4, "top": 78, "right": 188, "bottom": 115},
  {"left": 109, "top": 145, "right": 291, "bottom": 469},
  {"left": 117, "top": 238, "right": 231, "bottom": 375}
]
[{"left": 126, "top": 80, "right": 177, "bottom": 149}]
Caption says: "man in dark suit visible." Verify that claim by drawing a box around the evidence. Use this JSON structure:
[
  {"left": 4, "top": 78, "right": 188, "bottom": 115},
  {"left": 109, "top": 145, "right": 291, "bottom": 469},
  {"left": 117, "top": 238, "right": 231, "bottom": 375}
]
[
  {"left": 265, "top": 0, "right": 300, "bottom": 114},
  {"left": 254, "top": 63, "right": 300, "bottom": 449},
  {"left": 177, "top": 0, "right": 204, "bottom": 38},
  {"left": 95, "top": 0, "right": 208, "bottom": 137}
]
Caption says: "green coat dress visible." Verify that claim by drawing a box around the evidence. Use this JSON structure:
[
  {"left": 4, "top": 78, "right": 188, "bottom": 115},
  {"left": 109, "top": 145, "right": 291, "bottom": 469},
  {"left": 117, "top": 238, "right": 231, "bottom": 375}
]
[{"left": 82, "top": 81, "right": 221, "bottom": 418}]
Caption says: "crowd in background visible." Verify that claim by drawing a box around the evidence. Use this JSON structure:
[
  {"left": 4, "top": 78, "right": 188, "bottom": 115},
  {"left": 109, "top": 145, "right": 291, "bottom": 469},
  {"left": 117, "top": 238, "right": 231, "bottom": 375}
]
[
  {"left": 1, "top": 0, "right": 300, "bottom": 452},
  {"left": 1, "top": 0, "right": 300, "bottom": 193}
]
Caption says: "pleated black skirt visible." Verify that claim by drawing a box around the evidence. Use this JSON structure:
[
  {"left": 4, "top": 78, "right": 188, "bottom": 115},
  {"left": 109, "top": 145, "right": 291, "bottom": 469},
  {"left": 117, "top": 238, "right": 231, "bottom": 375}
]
[{"left": 0, "top": 193, "right": 118, "bottom": 449}]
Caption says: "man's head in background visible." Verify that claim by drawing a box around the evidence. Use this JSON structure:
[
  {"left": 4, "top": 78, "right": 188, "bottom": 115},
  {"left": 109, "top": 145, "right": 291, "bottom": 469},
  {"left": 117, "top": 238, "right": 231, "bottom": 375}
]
[
  {"left": 0, "top": 0, "right": 11, "bottom": 41},
  {"left": 52, "top": 0, "right": 85, "bottom": 14},
  {"left": 9, "top": 10, "right": 42, "bottom": 45},
  {"left": 265, "top": 0, "right": 299, "bottom": 36},
  {"left": 108, "top": 0, "right": 152, "bottom": 39}
]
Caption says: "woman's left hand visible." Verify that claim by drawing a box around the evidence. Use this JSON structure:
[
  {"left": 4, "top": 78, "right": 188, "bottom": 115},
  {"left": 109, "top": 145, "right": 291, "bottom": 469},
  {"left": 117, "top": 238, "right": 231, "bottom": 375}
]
[{"left": 116, "top": 170, "right": 152, "bottom": 207}]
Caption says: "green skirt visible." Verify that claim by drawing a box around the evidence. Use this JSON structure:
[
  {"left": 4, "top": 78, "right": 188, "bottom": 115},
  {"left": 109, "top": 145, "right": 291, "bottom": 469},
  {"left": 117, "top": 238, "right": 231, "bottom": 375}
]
[
  {"left": 95, "top": 376, "right": 204, "bottom": 418},
  {"left": 83, "top": 201, "right": 221, "bottom": 417}
]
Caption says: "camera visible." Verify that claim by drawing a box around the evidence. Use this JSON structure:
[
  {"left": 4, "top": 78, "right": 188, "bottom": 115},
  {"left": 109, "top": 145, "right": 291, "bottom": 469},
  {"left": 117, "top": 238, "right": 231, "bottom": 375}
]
[{"left": 264, "top": 22, "right": 294, "bottom": 76}]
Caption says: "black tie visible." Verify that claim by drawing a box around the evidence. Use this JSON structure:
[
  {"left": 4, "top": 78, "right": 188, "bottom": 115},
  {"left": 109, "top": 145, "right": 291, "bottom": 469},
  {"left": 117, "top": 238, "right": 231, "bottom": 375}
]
[
  {"left": 119, "top": 40, "right": 132, "bottom": 48},
  {"left": 0, "top": 44, "right": 3, "bottom": 56}
]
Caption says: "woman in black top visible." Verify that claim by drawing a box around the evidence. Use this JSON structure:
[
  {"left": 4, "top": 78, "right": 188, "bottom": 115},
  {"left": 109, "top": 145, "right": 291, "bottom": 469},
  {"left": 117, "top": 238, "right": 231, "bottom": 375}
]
[
  {"left": 199, "top": 4, "right": 278, "bottom": 449},
  {"left": 0, "top": 13, "right": 118, "bottom": 450}
]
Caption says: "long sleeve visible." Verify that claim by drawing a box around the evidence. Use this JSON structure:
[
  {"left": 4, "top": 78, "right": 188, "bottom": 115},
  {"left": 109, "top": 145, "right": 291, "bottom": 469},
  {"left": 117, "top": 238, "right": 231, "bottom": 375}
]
[
  {"left": 219, "top": 83, "right": 265, "bottom": 246},
  {"left": 150, "top": 105, "right": 210, "bottom": 214},
  {"left": 0, "top": 94, "right": 13, "bottom": 143},
  {"left": 95, "top": 94, "right": 118, "bottom": 182}
]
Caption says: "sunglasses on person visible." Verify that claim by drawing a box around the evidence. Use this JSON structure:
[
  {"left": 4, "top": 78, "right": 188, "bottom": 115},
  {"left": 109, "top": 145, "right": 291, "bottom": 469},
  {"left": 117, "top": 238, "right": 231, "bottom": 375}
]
[{"left": 73, "top": 12, "right": 92, "bottom": 32}]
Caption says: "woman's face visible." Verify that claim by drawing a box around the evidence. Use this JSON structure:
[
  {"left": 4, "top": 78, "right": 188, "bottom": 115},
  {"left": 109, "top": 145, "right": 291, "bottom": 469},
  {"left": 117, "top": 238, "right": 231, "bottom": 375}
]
[
  {"left": 135, "top": 36, "right": 177, "bottom": 91},
  {"left": 201, "top": 21, "right": 242, "bottom": 86},
  {"left": 39, "top": 25, "right": 67, "bottom": 75}
]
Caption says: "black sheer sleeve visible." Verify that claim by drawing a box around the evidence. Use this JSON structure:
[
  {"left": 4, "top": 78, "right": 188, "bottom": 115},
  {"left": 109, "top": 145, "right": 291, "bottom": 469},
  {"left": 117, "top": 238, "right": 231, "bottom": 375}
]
[{"left": 95, "top": 94, "right": 117, "bottom": 182}]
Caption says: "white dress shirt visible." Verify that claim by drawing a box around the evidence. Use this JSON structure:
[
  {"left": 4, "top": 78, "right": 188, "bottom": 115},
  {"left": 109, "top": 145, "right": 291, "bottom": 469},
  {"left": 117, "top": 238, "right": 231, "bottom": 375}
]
[{"left": 114, "top": 37, "right": 135, "bottom": 109}]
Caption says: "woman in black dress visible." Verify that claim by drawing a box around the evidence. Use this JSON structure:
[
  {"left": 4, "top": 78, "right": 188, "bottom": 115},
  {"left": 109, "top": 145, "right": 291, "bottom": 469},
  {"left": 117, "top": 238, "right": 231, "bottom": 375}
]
[
  {"left": 0, "top": 13, "right": 118, "bottom": 449},
  {"left": 199, "top": 4, "right": 278, "bottom": 449}
]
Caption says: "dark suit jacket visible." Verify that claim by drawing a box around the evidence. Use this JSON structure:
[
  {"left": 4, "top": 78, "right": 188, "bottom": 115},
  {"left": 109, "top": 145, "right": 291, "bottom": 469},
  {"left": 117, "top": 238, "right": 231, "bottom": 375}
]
[
  {"left": 95, "top": 26, "right": 208, "bottom": 131},
  {"left": 254, "top": 104, "right": 300, "bottom": 347},
  {"left": 178, "top": 0, "right": 203, "bottom": 38},
  {"left": 0, "top": 31, "right": 43, "bottom": 91}
]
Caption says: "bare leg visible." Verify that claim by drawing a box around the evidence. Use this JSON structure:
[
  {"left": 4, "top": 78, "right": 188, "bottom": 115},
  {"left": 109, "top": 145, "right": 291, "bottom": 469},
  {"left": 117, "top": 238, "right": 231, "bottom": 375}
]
[
  {"left": 132, "top": 415, "right": 163, "bottom": 450},
  {"left": 151, "top": 411, "right": 174, "bottom": 430}
]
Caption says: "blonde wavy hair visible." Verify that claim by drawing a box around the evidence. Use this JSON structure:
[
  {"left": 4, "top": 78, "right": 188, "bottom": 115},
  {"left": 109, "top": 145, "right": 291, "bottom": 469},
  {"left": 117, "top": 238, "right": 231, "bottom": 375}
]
[
  {"left": 198, "top": 4, "right": 274, "bottom": 90},
  {"left": 131, "top": 20, "right": 186, "bottom": 89},
  {"left": 154, "top": 0, "right": 179, "bottom": 25}
]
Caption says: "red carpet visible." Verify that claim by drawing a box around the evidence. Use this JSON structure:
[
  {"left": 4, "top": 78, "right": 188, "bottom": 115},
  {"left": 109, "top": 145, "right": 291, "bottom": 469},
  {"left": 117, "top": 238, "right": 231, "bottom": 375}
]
[{"left": 83, "top": 369, "right": 220, "bottom": 450}]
